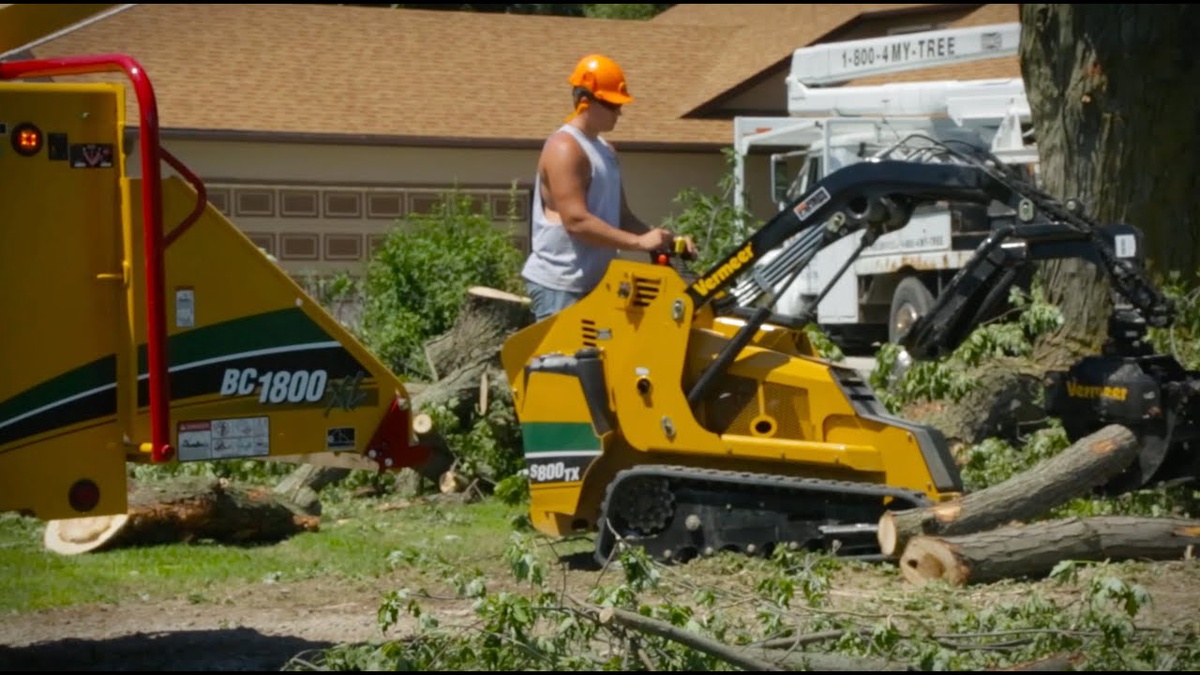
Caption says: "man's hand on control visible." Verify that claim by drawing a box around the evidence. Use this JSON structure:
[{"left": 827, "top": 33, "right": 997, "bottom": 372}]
[
  {"left": 677, "top": 235, "right": 698, "bottom": 258},
  {"left": 635, "top": 228, "right": 675, "bottom": 252}
]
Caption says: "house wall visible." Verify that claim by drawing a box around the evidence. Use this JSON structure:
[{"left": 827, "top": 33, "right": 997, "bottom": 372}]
[{"left": 155, "top": 138, "right": 729, "bottom": 279}]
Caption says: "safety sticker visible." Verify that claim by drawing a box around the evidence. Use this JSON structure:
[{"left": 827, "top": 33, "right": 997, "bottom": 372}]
[
  {"left": 175, "top": 287, "right": 195, "bottom": 328},
  {"left": 177, "top": 416, "right": 270, "bottom": 462},
  {"left": 69, "top": 143, "right": 114, "bottom": 168},
  {"left": 1114, "top": 234, "right": 1137, "bottom": 259},
  {"left": 326, "top": 426, "right": 356, "bottom": 451},
  {"left": 792, "top": 186, "right": 831, "bottom": 222},
  {"left": 178, "top": 421, "right": 213, "bottom": 462}
]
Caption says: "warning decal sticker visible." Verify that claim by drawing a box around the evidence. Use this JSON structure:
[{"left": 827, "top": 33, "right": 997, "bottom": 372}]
[{"left": 177, "top": 416, "right": 270, "bottom": 461}]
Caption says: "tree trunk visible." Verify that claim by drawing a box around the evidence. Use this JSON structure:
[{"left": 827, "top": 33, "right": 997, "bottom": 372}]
[
  {"left": 413, "top": 285, "right": 532, "bottom": 427},
  {"left": 273, "top": 465, "right": 352, "bottom": 516},
  {"left": 1019, "top": 5, "right": 1200, "bottom": 356},
  {"left": 877, "top": 424, "right": 1139, "bottom": 557},
  {"left": 900, "top": 356, "right": 1048, "bottom": 448},
  {"left": 44, "top": 477, "right": 319, "bottom": 555},
  {"left": 899, "top": 515, "right": 1200, "bottom": 586}
]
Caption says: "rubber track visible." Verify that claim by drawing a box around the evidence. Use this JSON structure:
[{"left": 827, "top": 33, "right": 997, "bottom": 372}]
[{"left": 594, "top": 464, "right": 933, "bottom": 565}]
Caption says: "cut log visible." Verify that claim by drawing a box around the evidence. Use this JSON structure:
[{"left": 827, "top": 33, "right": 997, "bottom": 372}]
[
  {"left": 422, "top": 286, "right": 532, "bottom": 380},
  {"left": 45, "top": 477, "right": 319, "bottom": 555},
  {"left": 878, "top": 424, "right": 1140, "bottom": 557},
  {"left": 899, "top": 515, "right": 1200, "bottom": 586},
  {"left": 412, "top": 412, "right": 434, "bottom": 436},
  {"left": 273, "top": 464, "right": 352, "bottom": 516}
]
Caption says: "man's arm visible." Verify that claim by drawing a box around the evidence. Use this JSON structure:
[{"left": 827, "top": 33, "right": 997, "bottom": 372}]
[{"left": 542, "top": 133, "right": 669, "bottom": 252}]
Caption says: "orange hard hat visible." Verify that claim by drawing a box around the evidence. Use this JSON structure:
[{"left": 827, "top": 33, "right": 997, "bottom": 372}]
[{"left": 568, "top": 54, "right": 634, "bottom": 106}]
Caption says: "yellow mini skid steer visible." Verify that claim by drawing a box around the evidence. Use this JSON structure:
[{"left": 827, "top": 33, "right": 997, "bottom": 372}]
[{"left": 501, "top": 134, "right": 1200, "bottom": 565}]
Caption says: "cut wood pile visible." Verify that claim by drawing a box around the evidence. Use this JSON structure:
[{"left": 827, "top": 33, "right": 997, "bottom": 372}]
[{"left": 876, "top": 423, "right": 1200, "bottom": 586}]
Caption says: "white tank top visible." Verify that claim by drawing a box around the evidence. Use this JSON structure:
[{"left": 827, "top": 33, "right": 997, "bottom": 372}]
[{"left": 521, "top": 124, "right": 624, "bottom": 294}]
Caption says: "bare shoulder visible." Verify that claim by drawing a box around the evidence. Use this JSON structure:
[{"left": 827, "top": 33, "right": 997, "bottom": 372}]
[{"left": 540, "top": 131, "right": 588, "bottom": 175}]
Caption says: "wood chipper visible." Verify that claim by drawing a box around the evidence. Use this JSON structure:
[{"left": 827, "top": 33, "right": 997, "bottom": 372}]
[{"left": 0, "top": 53, "right": 442, "bottom": 521}]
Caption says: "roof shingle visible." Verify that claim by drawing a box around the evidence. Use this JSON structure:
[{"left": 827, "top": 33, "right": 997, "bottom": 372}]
[{"left": 20, "top": 4, "right": 1022, "bottom": 148}]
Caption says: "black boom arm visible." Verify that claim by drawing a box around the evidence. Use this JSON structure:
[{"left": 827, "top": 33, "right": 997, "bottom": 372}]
[
  {"left": 684, "top": 160, "right": 1023, "bottom": 310},
  {"left": 686, "top": 159, "right": 1025, "bottom": 408},
  {"left": 684, "top": 154, "right": 1176, "bottom": 410}
]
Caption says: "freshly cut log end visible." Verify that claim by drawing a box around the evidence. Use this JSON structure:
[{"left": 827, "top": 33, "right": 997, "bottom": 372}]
[
  {"left": 899, "top": 536, "right": 969, "bottom": 587},
  {"left": 44, "top": 514, "right": 131, "bottom": 555},
  {"left": 412, "top": 413, "right": 434, "bottom": 436},
  {"left": 878, "top": 512, "right": 898, "bottom": 557},
  {"left": 439, "top": 470, "right": 469, "bottom": 494}
]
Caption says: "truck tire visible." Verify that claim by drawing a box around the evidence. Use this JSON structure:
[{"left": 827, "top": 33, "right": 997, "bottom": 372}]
[{"left": 889, "top": 277, "right": 935, "bottom": 344}]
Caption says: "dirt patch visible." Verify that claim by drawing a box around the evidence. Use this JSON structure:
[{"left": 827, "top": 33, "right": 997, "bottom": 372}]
[
  {"left": 2, "top": 539, "right": 1199, "bottom": 670},
  {"left": 0, "top": 575, "right": 477, "bottom": 671}
]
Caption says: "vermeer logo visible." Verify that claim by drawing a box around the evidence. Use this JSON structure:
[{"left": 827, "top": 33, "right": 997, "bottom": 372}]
[
  {"left": 793, "top": 186, "right": 831, "bottom": 222},
  {"left": 1066, "top": 380, "right": 1128, "bottom": 402},
  {"left": 691, "top": 242, "right": 755, "bottom": 297}
]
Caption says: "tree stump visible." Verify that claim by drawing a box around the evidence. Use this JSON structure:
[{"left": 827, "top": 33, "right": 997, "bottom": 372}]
[
  {"left": 44, "top": 477, "right": 320, "bottom": 555},
  {"left": 423, "top": 286, "right": 532, "bottom": 380},
  {"left": 900, "top": 356, "right": 1048, "bottom": 450},
  {"left": 878, "top": 424, "right": 1140, "bottom": 557},
  {"left": 900, "top": 515, "right": 1200, "bottom": 586}
]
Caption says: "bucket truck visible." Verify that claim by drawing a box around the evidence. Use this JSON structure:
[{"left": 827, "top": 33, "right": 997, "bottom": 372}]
[{"left": 730, "top": 22, "right": 1037, "bottom": 351}]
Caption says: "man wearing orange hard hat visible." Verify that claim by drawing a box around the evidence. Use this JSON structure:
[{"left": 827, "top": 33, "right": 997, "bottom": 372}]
[{"left": 520, "top": 53, "right": 696, "bottom": 321}]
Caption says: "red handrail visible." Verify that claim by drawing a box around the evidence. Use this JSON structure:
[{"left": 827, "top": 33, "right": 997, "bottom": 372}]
[
  {"left": 0, "top": 54, "right": 173, "bottom": 463},
  {"left": 161, "top": 147, "right": 208, "bottom": 249}
]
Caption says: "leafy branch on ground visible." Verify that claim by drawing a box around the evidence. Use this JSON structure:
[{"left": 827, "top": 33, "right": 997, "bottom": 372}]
[{"left": 285, "top": 527, "right": 1200, "bottom": 671}]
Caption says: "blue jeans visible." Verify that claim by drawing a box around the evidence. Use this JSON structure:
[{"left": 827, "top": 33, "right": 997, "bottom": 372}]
[{"left": 526, "top": 280, "right": 583, "bottom": 321}]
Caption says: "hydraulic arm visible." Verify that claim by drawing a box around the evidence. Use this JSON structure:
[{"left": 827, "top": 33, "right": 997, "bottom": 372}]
[{"left": 696, "top": 135, "right": 1195, "bottom": 496}]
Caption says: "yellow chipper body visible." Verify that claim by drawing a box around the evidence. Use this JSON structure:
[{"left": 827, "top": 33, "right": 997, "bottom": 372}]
[{"left": 1, "top": 61, "right": 438, "bottom": 521}]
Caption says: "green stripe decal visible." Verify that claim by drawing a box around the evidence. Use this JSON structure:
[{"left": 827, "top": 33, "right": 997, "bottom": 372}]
[
  {"left": 137, "top": 307, "right": 332, "bottom": 373},
  {"left": 0, "top": 355, "right": 116, "bottom": 425},
  {"left": 521, "top": 422, "right": 600, "bottom": 454},
  {"left": 1, "top": 307, "right": 337, "bottom": 426}
]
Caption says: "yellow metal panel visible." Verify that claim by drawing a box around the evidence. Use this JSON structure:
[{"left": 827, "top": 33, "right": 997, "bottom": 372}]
[
  {"left": 124, "top": 176, "right": 419, "bottom": 472},
  {"left": 0, "top": 81, "right": 430, "bottom": 520},
  {"left": 0, "top": 82, "right": 129, "bottom": 520},
  {"left": 500, "top": 256, "right": 955, "bottom": 539}
]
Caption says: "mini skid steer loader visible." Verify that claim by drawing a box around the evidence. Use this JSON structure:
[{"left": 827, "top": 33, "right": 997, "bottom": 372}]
[{"left": 500, "top": 134, "right": 1200, "bottom": 565}]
